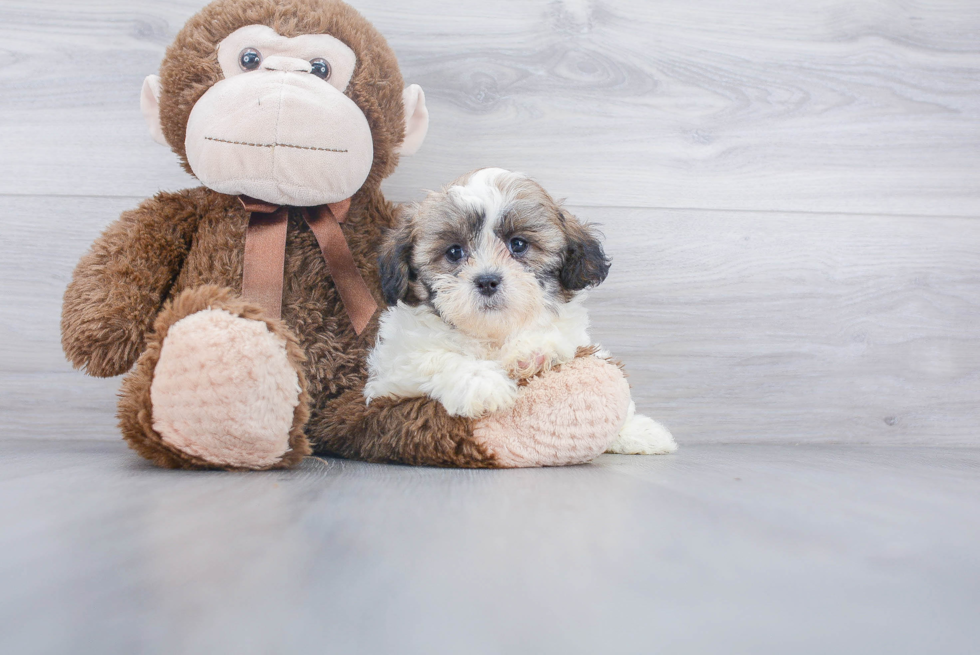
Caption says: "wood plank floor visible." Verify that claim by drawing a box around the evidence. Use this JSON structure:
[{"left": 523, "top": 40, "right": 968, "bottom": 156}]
[{"left": 1, "top": 440, "right": 978, "bottom": 655}]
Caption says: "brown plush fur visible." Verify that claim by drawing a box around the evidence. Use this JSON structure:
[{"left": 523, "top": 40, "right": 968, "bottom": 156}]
[
  {"left": 61, "top": 189, "right": 204, "bottom": 377},
  {"left": 309, "top": 390, "right": 497, "bottom": 467}
]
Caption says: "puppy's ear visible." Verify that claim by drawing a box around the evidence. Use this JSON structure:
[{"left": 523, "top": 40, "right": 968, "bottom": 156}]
[
  {"left": 378, "top": 209, "right": 417, "bottom": 306},
  {"left": 558, "top": 211, "right": 611, "bottom": 291}
]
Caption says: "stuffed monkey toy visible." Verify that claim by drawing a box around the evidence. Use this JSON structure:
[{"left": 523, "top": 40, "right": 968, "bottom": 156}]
[{"left": 61, "top": 0, "right": 633, "bottom": 470}]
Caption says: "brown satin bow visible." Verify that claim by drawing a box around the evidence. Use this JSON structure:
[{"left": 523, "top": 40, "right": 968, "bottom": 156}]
[{"left": 239, "top": 195, "right": 378, "bottom": 335}]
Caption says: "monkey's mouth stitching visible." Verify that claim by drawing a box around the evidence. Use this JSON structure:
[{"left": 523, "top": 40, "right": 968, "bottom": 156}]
[{"left": 205, "top": 136, "right": 348, "bottom": 153}]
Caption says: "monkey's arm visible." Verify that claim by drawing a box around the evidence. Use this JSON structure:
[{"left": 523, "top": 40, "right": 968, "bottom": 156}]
[
  {"left": 308, "top": 352, "right": 632, "bottom": 468},
  {"left": 61, "top": 190, "right": 202, "bottom": 378},
  {"left": 309, "top": 389, "right": 497, "bottom": 467}
]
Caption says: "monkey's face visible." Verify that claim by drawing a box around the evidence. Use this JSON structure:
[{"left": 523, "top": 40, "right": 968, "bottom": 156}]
[
  {"left": 141, "top": 1, "right": 429, "bottom": 207},
  {"left": 182, "top": 25, "right": 372, "bottom": 206}
]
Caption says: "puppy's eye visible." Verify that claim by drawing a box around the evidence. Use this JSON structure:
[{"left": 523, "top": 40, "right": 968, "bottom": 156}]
[
  {"left": 239, "top": 48, "right": 262, "bottom": 71},
  {"left": 509, "top": 237, "right": 529, "bottom": 255},
  {"left": 310, "top": 58, "right": 331, "bottom": 80},
  {"left": 446, "top": 245, "right": 465, "bottom": 263}
]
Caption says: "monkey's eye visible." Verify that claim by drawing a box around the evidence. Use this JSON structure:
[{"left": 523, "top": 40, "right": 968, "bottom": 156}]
[
  {"left": 239, "top": 48, "right": 262, "bottom": 71},
  {"left": 310, "top": 58, "right": 331, "bottom": 80},
  {"left": 508, "top": 237, "right": 529, "bottom": 256},
  {"left": 445, "top": 245, "right": 465, "bottom": 263}
]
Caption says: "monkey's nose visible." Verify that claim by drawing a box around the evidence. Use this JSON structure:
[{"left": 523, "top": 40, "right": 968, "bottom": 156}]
[
  {"left": 474, "top": 273, "right": 502, "bottom": 297},
  {"left": 261, "top": 55, "right": 313, "bottom": 74}
]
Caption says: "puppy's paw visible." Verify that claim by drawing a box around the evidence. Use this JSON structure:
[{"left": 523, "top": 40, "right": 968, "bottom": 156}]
[
  {"left": 436, "top": 366, "right": 520, "bottom": 418},
  {"left": 606, "top": 402, "right": 677, "bottom": 455},
  {"left": 503, "top": 351, "right": 550, "bottom": 380}
]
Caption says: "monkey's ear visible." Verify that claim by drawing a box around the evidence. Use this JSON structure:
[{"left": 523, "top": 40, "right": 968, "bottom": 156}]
[
  {"left": 140, "top": 75, "right": 169, "bottom": 147},
  {"left": 378, "top": 220, "right": 416, "bottom": 306},
  {"left": 559, "top": 212, "right": 612, "bottom": 291},
  {"left": 396, "top": 85, "right": 429, "bottom": 156}
]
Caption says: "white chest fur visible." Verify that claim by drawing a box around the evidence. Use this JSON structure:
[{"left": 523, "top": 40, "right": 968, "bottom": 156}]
[{"left": 363, "top": 295, "right": 592, "bottom": 418}]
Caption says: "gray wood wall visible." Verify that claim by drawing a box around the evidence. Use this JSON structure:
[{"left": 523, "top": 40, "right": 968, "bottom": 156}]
[{"left": 1, "top": 0, "right": 977, "bottom": 445}]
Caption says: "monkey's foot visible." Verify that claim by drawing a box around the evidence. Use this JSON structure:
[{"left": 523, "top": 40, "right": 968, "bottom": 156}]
[
  {"left": 472, "top": 355, "right": 631, "bottom": 467},
  {"left": 150, "top": 308, "right": 302, "bottom": 468},
  {"left": 605, "top": 401, "right": 677, "bottom": 455},
  {"left": 119, "top": 286, "right": 311, "bottom": 470}
]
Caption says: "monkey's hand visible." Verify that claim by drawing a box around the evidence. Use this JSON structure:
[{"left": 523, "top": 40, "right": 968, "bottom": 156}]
[
  {"left": 309, "top": 354, "right": 632, "bottom": 469},
  {"left": 471, "top": 354, "right": 632, "bottom": 467},
  {"left": 61, "top": 190, "right": 202, "bottom": 377}
]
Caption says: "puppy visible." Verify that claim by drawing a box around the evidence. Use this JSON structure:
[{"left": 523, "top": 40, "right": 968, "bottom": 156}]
[{"left": 364, "top": 168, "right": 676, "bottom": 455}]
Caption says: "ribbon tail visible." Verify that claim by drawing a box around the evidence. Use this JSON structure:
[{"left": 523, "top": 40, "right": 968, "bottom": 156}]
[
  {"left": 304, "top": 205, "right": 378, "bottom": 335},
  {"left": 327, "top": 198, "right": 351, "bottom": 224},
  {"left": 241, "top": 207, "right": 289, "bottom": 320}
]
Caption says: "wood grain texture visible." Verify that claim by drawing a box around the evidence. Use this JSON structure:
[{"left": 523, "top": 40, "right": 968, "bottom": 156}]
[
  {"left": 0, "top": 0, "right": 978, "bottom": 213},
  {"left": 588, "top": 206, "right": 980, "bottom": 445},
  {"left": 0, "top": 195, "right": 129, "bottom": 440},
  {"left": 1, "top": 440, "right": 978, "bottom": 654},
  {"left": 4, "top": 194, "right": 977, "bottom": 444}
]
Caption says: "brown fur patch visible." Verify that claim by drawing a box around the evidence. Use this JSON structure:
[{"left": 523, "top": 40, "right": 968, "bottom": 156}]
[
  {"left": 308, "top": 390, "right": 497, "bottom": 468},
  {"left": 61, "top": 189, "right": 206, "bottom": 377}
]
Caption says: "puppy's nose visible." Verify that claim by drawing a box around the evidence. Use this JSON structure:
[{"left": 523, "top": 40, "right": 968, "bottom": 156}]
[{"left": 474, "top": 273, "right": 502, "bottom": 297}]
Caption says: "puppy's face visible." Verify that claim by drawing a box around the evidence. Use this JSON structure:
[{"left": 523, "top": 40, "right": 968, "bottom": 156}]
[{"left": 380, "top": 168, "right": 610, "bottom": 341}]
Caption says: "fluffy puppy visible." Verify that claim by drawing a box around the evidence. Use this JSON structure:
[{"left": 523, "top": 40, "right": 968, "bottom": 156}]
[{"left": 364, "top": 168, "right": 676, "bottom": 455}]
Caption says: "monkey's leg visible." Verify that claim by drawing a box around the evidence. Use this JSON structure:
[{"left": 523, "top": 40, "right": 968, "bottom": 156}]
[
  {"left": 308, "top": 354, "right": 631, "bottom": 468},
  {"left": 118, "top": 285, "right": 311, "bottom": 470}
]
